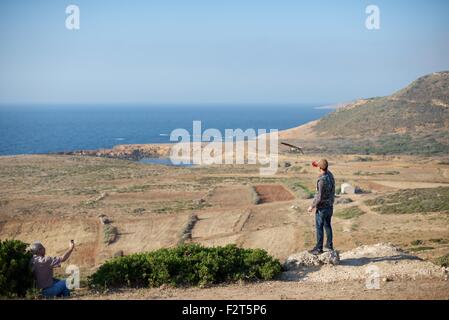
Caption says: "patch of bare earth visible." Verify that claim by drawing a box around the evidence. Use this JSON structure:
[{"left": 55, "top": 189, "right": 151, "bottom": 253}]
[{"left": 254, "top": 185, "right": 295, "bottom": 203}]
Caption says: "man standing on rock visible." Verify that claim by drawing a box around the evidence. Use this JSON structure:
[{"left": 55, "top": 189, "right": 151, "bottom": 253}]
[{"left": 308, "top": 159, "right": 335, "bottom": 255}]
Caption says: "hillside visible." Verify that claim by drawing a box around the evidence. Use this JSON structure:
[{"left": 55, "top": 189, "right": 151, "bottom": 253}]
[{"left": 280, "top": 71, "right": 449, "bottom": 155}]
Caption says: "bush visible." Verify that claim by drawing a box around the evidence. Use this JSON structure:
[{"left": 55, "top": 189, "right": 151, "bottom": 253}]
[
  {"left": 435, "top": 254, "right": 449, "bottom": 267},
  {"left": 88, "top": 244, "right": 282, "bottom": 289},
  {"left": 0, "top": 239, "right": 34, "bottom": 298}
]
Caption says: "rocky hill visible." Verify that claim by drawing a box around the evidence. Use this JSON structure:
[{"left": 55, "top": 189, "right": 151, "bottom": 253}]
[{"left": 280, "top": 71, "right": 449, "bottom": 155}]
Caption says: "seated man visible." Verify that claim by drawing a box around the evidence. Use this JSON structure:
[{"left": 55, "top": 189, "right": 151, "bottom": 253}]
[{"left": 29, "top": 240, "right": 75, "bottom": 298}]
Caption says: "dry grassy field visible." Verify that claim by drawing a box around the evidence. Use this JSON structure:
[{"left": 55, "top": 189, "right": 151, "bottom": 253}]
[{"left": 1, "top": 152, "right": 448, "bottom": 299}]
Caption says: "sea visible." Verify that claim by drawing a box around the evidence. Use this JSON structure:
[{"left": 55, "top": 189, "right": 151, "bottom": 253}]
[{"left": 0, "top": 104, "right": 332, "bottom": 156}]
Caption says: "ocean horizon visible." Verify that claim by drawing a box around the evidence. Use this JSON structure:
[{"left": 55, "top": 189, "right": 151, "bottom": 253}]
[{"left": 0, "top": 104, "right": 331, "bottom": 156}]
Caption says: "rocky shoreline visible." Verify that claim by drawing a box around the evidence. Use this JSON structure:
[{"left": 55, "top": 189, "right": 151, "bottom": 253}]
[{"left": 55, "top": 143, "right": 173, "bottom": 161}]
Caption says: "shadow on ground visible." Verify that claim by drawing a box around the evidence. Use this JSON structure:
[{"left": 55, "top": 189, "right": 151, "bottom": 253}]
[{"left": 340, "top": 254, "right": 422, "bottom": 266}]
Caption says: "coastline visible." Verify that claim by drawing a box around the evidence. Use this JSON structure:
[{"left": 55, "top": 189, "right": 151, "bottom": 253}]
[{"left": 53, "top": 143, "right": 174, "bottom": 161}]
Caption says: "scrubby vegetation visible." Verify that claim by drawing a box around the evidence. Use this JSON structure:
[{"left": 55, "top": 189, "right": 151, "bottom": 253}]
[
  {"left": 354, "top": 170, "right": 400, "bottom": 176},
  {"left": 429, "top": 238, "right": 448, "bottom": 244},
  {"left": 335, "top": 207, "right": 365, "bottom": 220},
  {"left": 353, "top": 156, "right": 374, "bottom": 162},
  {"left": 303, "top": 133, "right": 449, "bottom": 156},
  {"left": 88, "top": 244, "right": 282, "bottom": 289},
  {"left": 0, "top": 239, "right": 34, "bottom": 298},
  {"left": 103, "top": 225, "right": 119, "bottom": 245},
  {"left": 178, "top": 214, "right": 198, "bottom": 245},
  {"left": 409, "top": 246, "right": 434, "bottom": 252},
  {"left": 434, "top": 254, "right": 449, "bottom": 267},
  {"left": 307, "top": 72, "right": 449, "bottom": 155},
  {"left": 365, "top": 187, "right": 449, "bottom": 214},
  {"left": 314, "top": 72, "right": 449, "bottom": 141},
  {"left": 153, "top": 199, "right": 210, "bottom": 214},
  {"left": 283, "top": 180, "right": 314, "bottom": 199}
]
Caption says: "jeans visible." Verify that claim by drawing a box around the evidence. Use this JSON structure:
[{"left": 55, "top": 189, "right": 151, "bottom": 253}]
[
  {"left": 315, "top": 207, "right": 333, "bottom": 250},
  {"left": 42, "top": 279, "right": 70, "bottom": 298}
]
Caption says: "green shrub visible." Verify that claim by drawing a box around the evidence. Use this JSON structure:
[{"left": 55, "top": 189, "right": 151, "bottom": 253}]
[
  {"left": 88, "top": 244, "right": 281, "bottom": 289},
  {"left": 0, "top": 239, "right": 34, "bottom": 298},
  {"left": 434, "top": 254, "right": 449, "bottom": 267},
  {"left": 411, "top": 240, "right": 424, "bottom": 246}
]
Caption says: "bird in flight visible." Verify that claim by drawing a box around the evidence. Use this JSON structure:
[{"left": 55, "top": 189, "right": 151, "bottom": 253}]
[{"left": 281, "top": 142, "right": 305, "bottom": 154}]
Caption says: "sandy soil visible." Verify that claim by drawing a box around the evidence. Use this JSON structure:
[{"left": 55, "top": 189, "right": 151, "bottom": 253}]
[{"left": 71, "top": 279, "right": 449, "bottom": 300}]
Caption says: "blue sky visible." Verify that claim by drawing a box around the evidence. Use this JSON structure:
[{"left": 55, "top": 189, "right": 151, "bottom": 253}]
[{"left": 0, "top": 0, "right": 448, "bottom": 104}]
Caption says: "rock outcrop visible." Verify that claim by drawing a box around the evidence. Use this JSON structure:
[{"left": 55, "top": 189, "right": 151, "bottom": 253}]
[
  {"left": 282, "top": 243, "right": 447, "bottom": 283},
  {"left": 284, "top": 250, "right": 340, "bottom": 270},
  {"left": 56, "top": 144, "right": 172, "bottom": 161}
]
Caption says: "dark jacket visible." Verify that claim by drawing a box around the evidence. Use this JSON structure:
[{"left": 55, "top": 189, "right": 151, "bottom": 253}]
[{"left": 312, "top": 170, "right": 335, "bottom": 209}]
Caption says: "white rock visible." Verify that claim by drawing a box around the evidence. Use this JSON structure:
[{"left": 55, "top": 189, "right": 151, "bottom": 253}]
[
  {"left": 284, "top": 250, "right": 340, "bottom": 270},
  {"left": 341, "top": 183, "right": 355, "bottom": 194}
]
